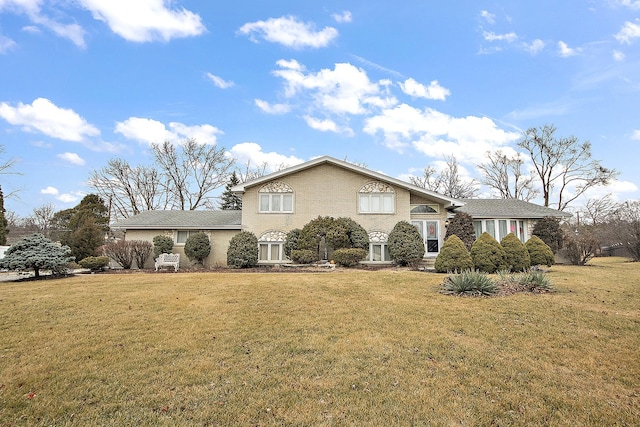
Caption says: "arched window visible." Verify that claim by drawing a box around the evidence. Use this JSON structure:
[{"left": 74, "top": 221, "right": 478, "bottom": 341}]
[
  {"left": 368, "top": 231, "right": 391, "bottom": 262},
  {"left": 358, "top": 182, "right": 395, "bottom": 214},
  {"left": 258, "top": 230, "right": 287, "bottom": 262},
  {"left": 258, "top": 182, "right": 294, "bottom": 213}
]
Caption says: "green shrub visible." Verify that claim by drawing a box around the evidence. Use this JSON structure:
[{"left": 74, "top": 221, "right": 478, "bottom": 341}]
[
  {"left": 78, "top": 256, "right": 110, "bottom": 271},
  {"left": 0, "top": 233, "right": 74, "bottom": 278},
  {"left": 153, "top": 235, "right": 174, "bottom": 258},
  {"left": 290, "top": 249, "right": 318, "bottom": 264},
  {"left": 284, "top": 228, "right": 301, "bottom": 258},
  {"left": 525, "top": 235, "right": 555, "bottom": 267},
  {"left": 184, "top": 232, "right": 211, "bottom": 266},
  {"left": 444, "top": 212, "right": 476, "bottom": 251},
  {"left": 532, "top": 216, "right": 564, "bottom": 253},
  {"left": 332, "top": 248, "right": 368, "bottom": 267},
  {"left": 227, "top": 231, "right": 258, "bottom": 268},
  {"left": 441, "top": 270, "right": 497, "bottom": 296},
  {"left": 388, "top": 221, "right": 425, "bottom": 268},
  {"left": 298, "top": 216, "right": 370, "bottom": 259},
  {"left": 518, "top": 269, "right": 553, "bottom": 291},
  {"left": 470, "top": 232, "right": 506, "bottom": 273},
  {"left": 501, "top": 233, "right": 531, "bottom": 272},
  {"left": 434, "top": 235, "right": 473, "bottom": 273}
]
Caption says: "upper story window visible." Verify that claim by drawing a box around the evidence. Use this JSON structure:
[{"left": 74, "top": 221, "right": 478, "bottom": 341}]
[
  {"left": 258, "top": 181, "right": 294, "bottom": 213},
  {"left": 359, "top": 182, "right": 395, "bottom": 214}
]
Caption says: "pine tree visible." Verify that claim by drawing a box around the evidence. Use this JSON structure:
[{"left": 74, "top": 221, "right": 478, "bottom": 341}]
[
  {"left": 0, "top": 185, "right": 8, "bottom": 245},
  {"left": 220, "top": 171, "right": 242, "bottom": 210}
]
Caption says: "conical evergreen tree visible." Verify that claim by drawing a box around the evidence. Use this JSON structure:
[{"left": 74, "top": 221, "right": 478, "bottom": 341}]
[
  {"left": 220, "top": 171, "right": 242, "bottom": 210},
  {"left": 0, "top": 185, "right": 8, "bottom": 245}
]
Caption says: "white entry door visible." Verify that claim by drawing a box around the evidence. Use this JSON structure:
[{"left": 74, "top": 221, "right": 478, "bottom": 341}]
[{"left": 411, "top": 220, "right": 440, "bottom": 255}]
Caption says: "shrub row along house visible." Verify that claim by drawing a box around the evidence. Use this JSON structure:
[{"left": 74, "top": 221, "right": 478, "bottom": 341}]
[{"left": 114, "top": 156, "right": 570, "bottom": 268}]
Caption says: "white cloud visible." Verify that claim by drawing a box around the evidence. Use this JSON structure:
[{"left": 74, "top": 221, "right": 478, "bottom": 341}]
[
  {"left": 558, "top": 41, "right": 580, "bottom": 57},
  {"left": 254, "top": 99, "right": 291, "bottom": 114},
  {"left": 238, "top": 15, "right": 338, "bottom": 49},
  {"left": 40, "top": 186, "right": 59, "bottom": 195},
  {"left": 0, "top": 0, "right": 86, "bottom": 47},
  {"left": 57, "top": 152, "right": 86, "bottom": 166},
  {"left": 632, "top": 129, "right": 640, "bottom": 140},
  {"left": 79, "top": 0, "right": 206, "bottom": 42},
  {"left": 0, "top": 35, "right": 16, "bottom": 53},
  {"left": 272, "top": 60, "right": 396, "bottom": 115},
  {"left": 303, "top": 116, "right": 353, "bottom": 135},
  {"left": 524, "top": 39, "right": 545, "bottom": 54},
  {"left": 615, "top": 20, "right": 640, "bottom": 44},
  {"left": 206, "top": 72, "right": 234, "bottom": 89},
  {"left": 480, "top": 10, "right": 496, "bottom": 25},
  {"left": 363, "top": 104, "right": 520, "bottom": 163},
  {"left": 227, "top": 142, "right": 304, "bottom": 171},
  {"left": 0, "top": 98, "right": 99, "bottom": 141},
  {"left": 613, "top": 49, "right": 626, "bottom": 61},
  {"left": 483, "top": 31, "right": 518, "bottom": 43},
  {"left": 332, "top": 11, "right": 352, "bottom": 23},
  {"left": 617, "top": 1, "right": 640, "bottom": 10},
  {"left": 399, "top": 78, "right": 450, "bottom": 101},
  {"left": 115, "top": 117, "right": 222, "bottom": 145},
  {"left": 56, "top": 193, "right": 80, "bottom": 203}
]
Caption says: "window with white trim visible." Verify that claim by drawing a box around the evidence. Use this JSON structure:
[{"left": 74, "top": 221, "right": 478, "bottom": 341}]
[
  {"left": 259, "top": 193, "right": 293, "bottom": 213},
  {"left": 259, "top": 242, "right": 284, "bottom": 261},
  {"left": 473, "top": 219, "right": 527, "bottom": 242},
  {"left": 359, "top": 182, "right": 395, "bottom": 214},
  {"left": 367, "top": 231, "right": 391, "bottom": 262},
  {"left": 175, "top": 230, "right": 204, "bottom": 244},
  {"left": 410, "top": 204, "right": 439, "bottom": 214}
]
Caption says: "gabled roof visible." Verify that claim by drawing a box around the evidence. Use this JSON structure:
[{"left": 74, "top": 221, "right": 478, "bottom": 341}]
[
  {"left": 454, "top": 199, "right": 572, "bottom": 219},
  {"left": 113, "top": 210, "right": 242, "bottom": 230},
  {"left": 230, "top": 155, "right": 463, "bottom": 208}
]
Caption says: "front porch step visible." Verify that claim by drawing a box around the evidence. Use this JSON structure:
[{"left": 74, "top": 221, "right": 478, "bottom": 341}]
[{"left": 418, "top": 257, "right": 436, "bottom": 271}]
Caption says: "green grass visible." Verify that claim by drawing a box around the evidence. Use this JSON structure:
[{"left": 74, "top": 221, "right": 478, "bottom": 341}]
[{"left": 1, "top": 257, "right": 638, "bottom": 426}]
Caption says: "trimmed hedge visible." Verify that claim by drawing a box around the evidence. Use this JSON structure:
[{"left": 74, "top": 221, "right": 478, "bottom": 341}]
[
  {"left": 184, "top": 232, "right": 211, "bottom": 266},
  {"left": 388, "top": 221, "right": 425, "bottom": 268},
  {"left": 227, "top": 231, "right": 258, "bottom": 268},
  {"left": 471, "top": 232, "right": 506, "bottom": 273},
  {"left": 332, "top": 248, "right": 368, "bottom": 267},
  {"left": 434, "top": 235, "right": 474, "bottom": 273},
  {"left": 290, "top": 249, "right": 318, "bottom": 264},
  {"left": 153, "top": 235, "right": 174, "bottom": 258},
  {"left": 501, "top": 233, "right": 531, "bottom": 272},
  {"left": 525, "top": 235, "right": 555, "bottom": 267}
]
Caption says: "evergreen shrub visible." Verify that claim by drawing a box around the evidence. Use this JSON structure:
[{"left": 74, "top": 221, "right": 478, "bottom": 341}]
[
  {"left": 470, "top": 232, "right": 506, "bottom": 273},
  {"left": 184, "top": 232, "right": 211, "bottom": 266},
  {"left": 332, "top": 248, "right": 368, "bottom": 267},
  {"left": 153, "top": 235, "right": 174, "bottom": 258},
  {"left": 388, "top": 221, "right": 425, "bottom": 268},
  {"left": 434, "top": 235, "right": 473, "bottom": 273},
  {"left": 78, "top": 256, "right": 110, "bottom": 271},
  {"left": 290, "top": 249, "right": 318, "bottom": 264},
  {"left": 532, "top": 216, "right": 564, "bottom": 253},
  {"left": 525, "top": 235, "right": 555, "bottom": 267},
  {"left": 227, "top": 231, "right": 258, "bottom": 268},
  {"left": 500, "top": 233, "right": 531, "bottom": 272},
  {"left": 444, "top": 212, "right": 476, "bottom": 251}
]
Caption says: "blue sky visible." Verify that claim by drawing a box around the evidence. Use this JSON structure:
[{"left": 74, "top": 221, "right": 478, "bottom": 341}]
[{"left": 1, "top": 0, "right": 639, "bottom": 218}]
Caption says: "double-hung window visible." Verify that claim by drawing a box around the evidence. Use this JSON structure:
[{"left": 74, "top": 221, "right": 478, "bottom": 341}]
[{"left": 176, "top": 230, "right": 201, "bottom": 244}]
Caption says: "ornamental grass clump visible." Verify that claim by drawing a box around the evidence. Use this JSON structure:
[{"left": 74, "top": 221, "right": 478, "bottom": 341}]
[
  {"left": 441, "top": 270, "right": 497, "bottom": 296},
  {"left": 517, "top": 269, "right": 553, "bottom": 292}
]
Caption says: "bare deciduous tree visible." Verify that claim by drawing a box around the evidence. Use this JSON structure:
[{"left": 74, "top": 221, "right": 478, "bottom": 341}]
[
  {"left": 30, "top": 203, "right": 56, "bottom": 238},
  {"left": 410, "top": 156, "right": 478, "bottom": 199},
  {"left": 518, "top": 124, "right": 618, "bottom": 211},
  {"left": 577, "top": 194, "right": 621, "bottom": 226},
  {"left": 478, "top": 150, "right": 538, "bottom": 201},
  {"left": 89, "top": 159, "right": 169, "bottom": 220},
  {"left": 152, "top": 139, "right": 234, "bottom": 210}
]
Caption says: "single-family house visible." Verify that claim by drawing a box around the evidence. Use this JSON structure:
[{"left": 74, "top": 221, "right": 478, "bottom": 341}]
[{"left": 114, "top": 156, "right": 570, "bottom": 268}]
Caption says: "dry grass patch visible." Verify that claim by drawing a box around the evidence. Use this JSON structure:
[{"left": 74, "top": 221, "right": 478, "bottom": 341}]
[{"left": 0, "top": 258, "right": 638, "bottom": 425}]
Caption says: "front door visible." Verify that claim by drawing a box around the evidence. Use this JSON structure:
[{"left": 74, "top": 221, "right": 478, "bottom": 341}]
[{"left": 411, "top": 220, "right": 440, "bottom": 255}]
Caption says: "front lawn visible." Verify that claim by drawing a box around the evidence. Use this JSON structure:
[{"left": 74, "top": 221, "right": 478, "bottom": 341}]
[{"left": 0, "top": 257, "right": 638, "bottom": 425}]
